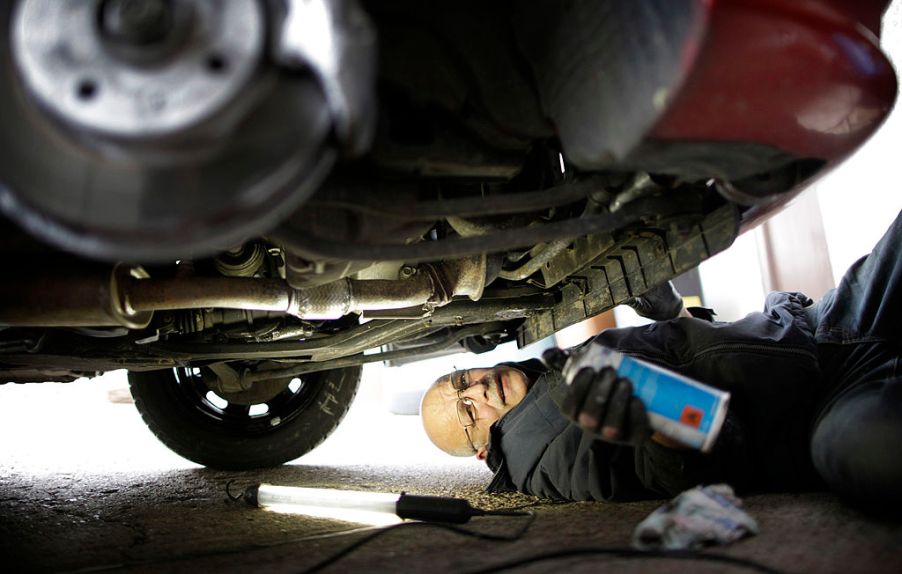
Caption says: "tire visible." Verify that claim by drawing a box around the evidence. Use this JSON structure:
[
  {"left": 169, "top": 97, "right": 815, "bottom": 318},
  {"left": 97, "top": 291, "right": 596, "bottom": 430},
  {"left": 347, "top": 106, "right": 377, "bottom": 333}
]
[{"left": 128, "top": 366, "right": 362, "bottom": 470}]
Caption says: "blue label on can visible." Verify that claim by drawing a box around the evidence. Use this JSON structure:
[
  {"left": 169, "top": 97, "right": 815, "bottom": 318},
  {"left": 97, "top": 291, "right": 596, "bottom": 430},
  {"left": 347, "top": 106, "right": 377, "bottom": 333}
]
[
  {"left": 617, "top": 355, "right": 721, "bottom": 435},
  {"left": 560, "top": 343, "right": 730, "bottom": 450}
]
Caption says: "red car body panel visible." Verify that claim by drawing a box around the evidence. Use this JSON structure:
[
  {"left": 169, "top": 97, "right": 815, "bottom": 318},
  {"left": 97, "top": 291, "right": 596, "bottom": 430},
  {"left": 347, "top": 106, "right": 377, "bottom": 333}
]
[{"left": 652, "top": 0, "right": 896, "bottom": 171}]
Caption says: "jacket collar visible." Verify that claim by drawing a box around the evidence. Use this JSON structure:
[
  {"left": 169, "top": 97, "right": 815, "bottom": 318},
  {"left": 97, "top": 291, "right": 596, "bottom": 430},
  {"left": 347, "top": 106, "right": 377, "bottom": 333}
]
[{"left": 483, "top": 368, "right": 569, "bottom": 492}]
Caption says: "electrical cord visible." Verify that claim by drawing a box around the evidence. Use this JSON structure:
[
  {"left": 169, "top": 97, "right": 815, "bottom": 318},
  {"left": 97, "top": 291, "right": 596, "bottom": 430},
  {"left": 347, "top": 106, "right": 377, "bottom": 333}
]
[
  {"left": 297, "top": 509, "right": 537, "bottom": 574},
  {"left": 67, "top": 492, "right": 785, "bottom": 574},
  {"left": 284, "top": 489, "right": 783, "bottom": 574},
  {"left": 466, "top": 547, "right": 786, "bottom": 574},
  {"left": 294, "top": 508, "right": 785, "bottom": 574}
]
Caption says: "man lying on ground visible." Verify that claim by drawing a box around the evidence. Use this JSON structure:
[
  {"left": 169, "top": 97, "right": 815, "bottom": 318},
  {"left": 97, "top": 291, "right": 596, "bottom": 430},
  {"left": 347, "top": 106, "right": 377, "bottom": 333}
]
[{"left": 421, "top": 211, "right": 902, "bottom": 512}]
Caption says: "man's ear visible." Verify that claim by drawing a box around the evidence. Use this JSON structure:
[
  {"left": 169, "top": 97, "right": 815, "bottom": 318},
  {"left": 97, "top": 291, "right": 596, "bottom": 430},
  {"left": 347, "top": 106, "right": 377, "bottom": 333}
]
[{"left": 476, "top": 446, "right": 488, "bottom": 461}]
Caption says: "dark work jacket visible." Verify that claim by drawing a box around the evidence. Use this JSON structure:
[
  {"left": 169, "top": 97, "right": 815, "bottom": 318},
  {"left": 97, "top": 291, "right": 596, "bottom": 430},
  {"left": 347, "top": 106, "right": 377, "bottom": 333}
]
[{"left": 486, "top": 291, "right": 825, "bottom": 501}]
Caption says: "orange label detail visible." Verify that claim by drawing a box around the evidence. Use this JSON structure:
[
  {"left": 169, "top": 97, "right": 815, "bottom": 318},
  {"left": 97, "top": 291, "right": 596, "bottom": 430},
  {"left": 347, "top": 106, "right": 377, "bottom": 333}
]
[{"left": 680, "top": 405, "right": 704, "bottom": 428}]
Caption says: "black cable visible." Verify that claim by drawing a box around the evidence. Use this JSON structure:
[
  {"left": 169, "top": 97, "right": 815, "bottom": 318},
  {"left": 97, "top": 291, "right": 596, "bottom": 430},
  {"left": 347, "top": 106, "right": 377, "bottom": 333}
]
[
  {"left": 466, "top": 547, "right": 786, "bottom": 574},
  {"left": 295, "top": 507, "right": 784, "bottom": 574},
  {"left": 298, "top": 510, "right": 536, "bottom": 574},
  {"left": 309, "top": 178, "right": 600, "bottom": 220},
  {"left": 272, "top": 197, "right": 676, "bottom": 263},
  {"left": 79, "top": 491, "right": 783, "bottom": 574},
  {"left": 71, "top": 487, "right": 550, "bottom": 573},
  {"left": 225, "top": 479, "right": 243, "bottom": 501}
]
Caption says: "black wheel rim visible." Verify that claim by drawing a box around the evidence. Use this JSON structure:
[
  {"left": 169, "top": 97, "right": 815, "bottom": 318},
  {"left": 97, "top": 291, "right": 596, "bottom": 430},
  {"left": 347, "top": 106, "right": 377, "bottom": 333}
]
[{"left": 172, "top": 367, "right": 323, "bottom": 435}]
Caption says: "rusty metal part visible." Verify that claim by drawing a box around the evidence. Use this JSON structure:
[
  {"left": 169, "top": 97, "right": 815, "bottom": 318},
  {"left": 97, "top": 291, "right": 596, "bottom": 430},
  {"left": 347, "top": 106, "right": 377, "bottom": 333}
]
[
  {"left": 292, "top": 275, "right": 434, "bottom": 319},
  {"left": 281, "top": 254, "right": 487, "bottom": 317},
  {"left": 445, "top": 216, "right": 498, "bottom": 238},
  {"left": 496, "top": 190, "right": 607, "bottom": 282},
  {"left": 207, "top": 362, "right": 245, "bottom": 393},
  {"left": 239, "top": 321, "right": 507, "bottom": 384},
  {"left": 0, "top": 265, "right": 153, "bottom": 329},
  {"left": 609, "top": 172, "right": 657, "bottom": 212},
  {"left": 440, "top": 255, "right": 489, "bottom": 300},
  {"left": 260, "top": 324, "right": 317, "bottom": 342},
  {"left": 0, "top": 257, "right": 490, "bottom": 327},
  {"left": 123, "top": 277, "right": 297, "bottom": 315},
  {"left": 208, "top": 371, "right": 293, "bottom": 405},
  {"left": 143, "top": 294, "right": 554, "bottom": 363},
  {"left": 497, "top": 239, "right": 571, "bottom": 281},
  {"left": 0, "top": 294, "right": 555, "bottom": 374},
  {"left": 174, "top": 309, "right": 289, "bottom": 336},
  {"left": 123, "top": 257, "right": 487, "bottom": 320}
]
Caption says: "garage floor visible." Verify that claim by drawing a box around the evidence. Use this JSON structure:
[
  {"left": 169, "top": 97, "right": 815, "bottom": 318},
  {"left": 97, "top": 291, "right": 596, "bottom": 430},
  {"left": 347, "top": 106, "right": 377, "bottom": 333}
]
[
  {"left": 2, "top": 463, "right": 902, "bottom": 573},
  {"left": 1, "top": 371, "right": 901, "bottom": 573}
]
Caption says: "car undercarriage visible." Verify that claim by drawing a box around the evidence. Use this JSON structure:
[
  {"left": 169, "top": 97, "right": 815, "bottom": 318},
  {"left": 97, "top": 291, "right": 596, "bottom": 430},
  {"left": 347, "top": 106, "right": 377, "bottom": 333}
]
[{"left": 0, "top": 0, "right": 895, "bottom": 468}]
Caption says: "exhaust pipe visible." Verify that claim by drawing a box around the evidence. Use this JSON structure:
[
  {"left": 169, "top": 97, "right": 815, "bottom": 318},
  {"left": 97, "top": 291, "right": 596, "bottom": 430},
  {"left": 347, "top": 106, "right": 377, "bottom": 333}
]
[
  {"left": 0, "top": 258, "right": 489, "bottom": 328},
  {"left": 0, "top": 265, "right": 154, "bottom": 329}
]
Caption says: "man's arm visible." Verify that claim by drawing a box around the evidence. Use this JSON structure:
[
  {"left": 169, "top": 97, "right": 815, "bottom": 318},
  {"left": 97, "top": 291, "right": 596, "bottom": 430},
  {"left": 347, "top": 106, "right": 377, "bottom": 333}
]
[
  {"left": 559, "top": 365, "right": 690, "bottom": 449},
  {"left": 556, "top": 362, "right": 751, "bottom": 496},
  {"left": 558, "top": 365, "right": 652, "bottom": 446}
]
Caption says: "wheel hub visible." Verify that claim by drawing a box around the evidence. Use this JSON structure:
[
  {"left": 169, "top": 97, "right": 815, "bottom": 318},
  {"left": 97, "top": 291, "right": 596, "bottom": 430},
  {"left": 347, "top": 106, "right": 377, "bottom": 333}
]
[
  {"left": 0, "top": 0, "right": 377, "bottom": 262},
  {"left": 205, "top": 372, "right": 294, "bottom": 407},
  {"left": 12, "top": 0, "right": 264, "bottom": 139}
]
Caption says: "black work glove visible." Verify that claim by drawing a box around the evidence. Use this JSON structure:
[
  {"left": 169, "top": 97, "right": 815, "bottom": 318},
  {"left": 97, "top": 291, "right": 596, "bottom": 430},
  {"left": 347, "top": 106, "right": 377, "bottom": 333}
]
[
  {"left": 560, "top": 366, "right": 652, "bottom": 446},
  {"left": 624, "top": 281, "right": 684, "bottom": 321}
]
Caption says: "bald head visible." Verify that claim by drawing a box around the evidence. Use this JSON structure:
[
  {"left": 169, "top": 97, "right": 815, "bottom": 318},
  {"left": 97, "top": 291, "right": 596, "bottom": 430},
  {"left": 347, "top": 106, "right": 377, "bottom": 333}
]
[
  {"left": 420, "top": 366, "right": 531, "bottom": 458},
  {"left": 421, "top": 373, "right": 476, "bottom": 457}
]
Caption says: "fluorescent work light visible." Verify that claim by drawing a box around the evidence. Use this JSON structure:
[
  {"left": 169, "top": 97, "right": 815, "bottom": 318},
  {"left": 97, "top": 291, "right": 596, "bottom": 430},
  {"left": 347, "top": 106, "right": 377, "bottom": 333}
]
[{"left": 241, "top": 484, "right": 481, "bottom": 525}]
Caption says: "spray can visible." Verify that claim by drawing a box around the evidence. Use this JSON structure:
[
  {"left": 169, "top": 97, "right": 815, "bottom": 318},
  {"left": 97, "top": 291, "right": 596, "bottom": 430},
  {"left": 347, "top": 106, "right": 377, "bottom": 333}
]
[{"left": 561, "top": 343, "right": 729, "bottom": 452}]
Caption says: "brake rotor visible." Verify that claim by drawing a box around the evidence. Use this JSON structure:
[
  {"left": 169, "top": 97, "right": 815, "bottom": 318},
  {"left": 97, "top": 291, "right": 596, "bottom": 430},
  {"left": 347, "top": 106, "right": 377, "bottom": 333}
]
[
  {"left": 0, "top": 0, "right": 375, "bottom": 262},
  {"left": 13, "top": 0, "right": 265, "bottom": 140}
]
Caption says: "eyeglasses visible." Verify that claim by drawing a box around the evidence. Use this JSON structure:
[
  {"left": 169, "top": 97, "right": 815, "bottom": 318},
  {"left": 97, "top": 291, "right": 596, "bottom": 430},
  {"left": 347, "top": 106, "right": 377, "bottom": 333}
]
[{"left": 452, "top": 371, "right": 480, "bottom": 452}]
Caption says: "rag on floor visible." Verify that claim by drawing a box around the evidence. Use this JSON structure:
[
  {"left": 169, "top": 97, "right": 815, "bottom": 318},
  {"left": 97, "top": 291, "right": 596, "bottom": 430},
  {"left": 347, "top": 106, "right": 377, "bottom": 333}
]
[{"left": 632, "top": 484, "right": 758, "bottom": 550}]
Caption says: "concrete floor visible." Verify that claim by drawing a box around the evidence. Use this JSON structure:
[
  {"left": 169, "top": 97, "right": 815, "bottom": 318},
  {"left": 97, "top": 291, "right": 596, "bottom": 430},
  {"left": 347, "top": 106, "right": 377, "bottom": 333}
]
[
  {"left": 2, "top": 371, "right": 901, "bottom": 573},
  {"left": 3, "top": 464, "right": 902, "bottom": 573}
]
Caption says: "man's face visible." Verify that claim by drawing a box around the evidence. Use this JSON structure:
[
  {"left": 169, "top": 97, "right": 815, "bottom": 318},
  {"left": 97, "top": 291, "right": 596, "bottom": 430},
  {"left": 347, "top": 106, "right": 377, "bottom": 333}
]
[{"left": 420, "top": 365, "right": 531, "bottom": 459}]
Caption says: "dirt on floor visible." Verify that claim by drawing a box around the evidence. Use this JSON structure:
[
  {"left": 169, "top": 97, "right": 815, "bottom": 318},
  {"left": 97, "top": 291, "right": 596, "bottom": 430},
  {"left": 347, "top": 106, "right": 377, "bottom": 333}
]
[{"left": 2, "top": 462, "right": 901, "bottom": 574}]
